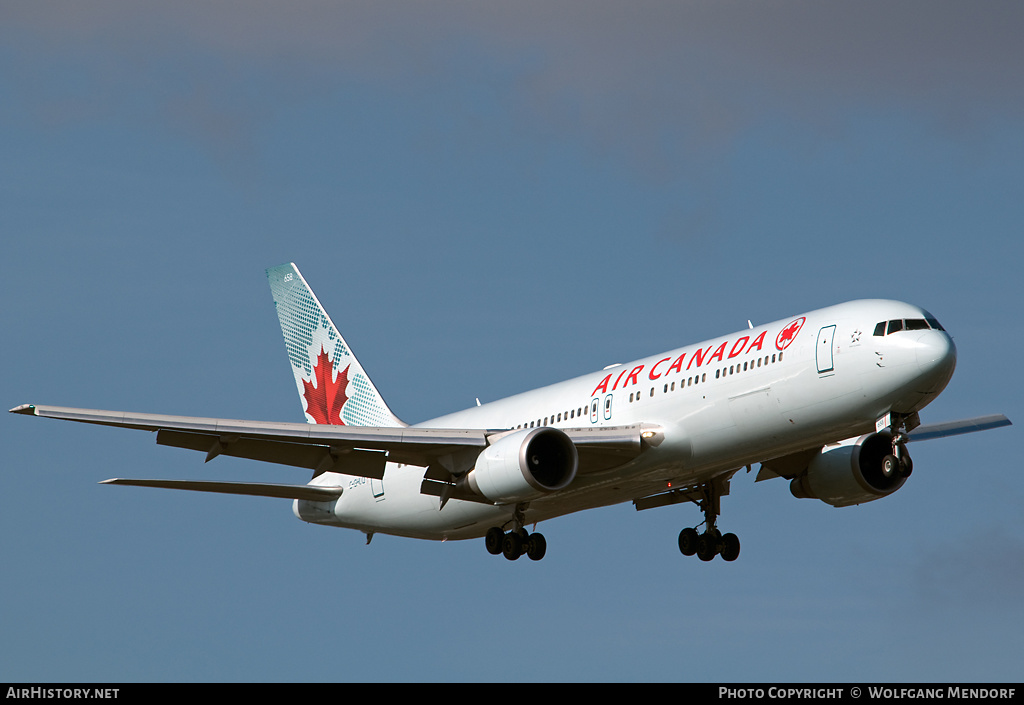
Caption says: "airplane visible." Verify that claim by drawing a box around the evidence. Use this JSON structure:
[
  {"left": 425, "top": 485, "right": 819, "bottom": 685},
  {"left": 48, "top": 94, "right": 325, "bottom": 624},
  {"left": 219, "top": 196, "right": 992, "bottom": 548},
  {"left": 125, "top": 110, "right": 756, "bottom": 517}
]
[{"left": 11, "top": 263, "right": 1012, "bottom": 562}]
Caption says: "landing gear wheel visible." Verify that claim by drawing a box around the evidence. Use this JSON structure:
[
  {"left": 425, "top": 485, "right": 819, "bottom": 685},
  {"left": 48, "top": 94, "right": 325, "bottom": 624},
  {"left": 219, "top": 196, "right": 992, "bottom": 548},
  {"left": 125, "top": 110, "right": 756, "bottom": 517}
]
[
  {"left": 719, "top": 533, "right": 740, "bottom": 562},
  {"left": 696, "top": 531, "right": 719, "bottom": 562},
  {"left": 881, "top": 454, "right": 900, "bottom": 479},
  {"left": 502, "top": 532, "right": 523, "bottom": 561},
  {"left": 485, "top": 527, "right": 504, "bottom": 555},
  {"left": 678, "top": 527, "right": 699, "bottom": 556},
  {"left": 526, "top": 532, "right": 547, "bottom": 561},
  {"left": 899, "top": 454, "right": 913, "bottom": 478}
]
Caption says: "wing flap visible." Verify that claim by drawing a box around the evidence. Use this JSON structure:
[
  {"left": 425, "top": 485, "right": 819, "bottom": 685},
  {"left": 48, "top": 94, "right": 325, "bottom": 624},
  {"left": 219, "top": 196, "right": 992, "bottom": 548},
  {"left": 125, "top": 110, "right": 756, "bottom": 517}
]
[{"left": 155, "top": 430, "right": 388, "bottom": 479}]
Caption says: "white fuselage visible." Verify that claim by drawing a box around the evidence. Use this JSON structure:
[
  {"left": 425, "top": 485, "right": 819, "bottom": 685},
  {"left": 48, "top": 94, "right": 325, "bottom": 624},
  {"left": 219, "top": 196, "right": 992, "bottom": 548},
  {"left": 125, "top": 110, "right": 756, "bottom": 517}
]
[{"left": 295, "top": 299, "right": 957, "bottom": 540}]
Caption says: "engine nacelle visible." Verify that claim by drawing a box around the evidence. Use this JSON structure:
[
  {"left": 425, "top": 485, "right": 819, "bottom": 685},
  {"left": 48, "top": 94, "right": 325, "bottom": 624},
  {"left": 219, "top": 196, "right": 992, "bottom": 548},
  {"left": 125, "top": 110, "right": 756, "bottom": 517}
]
[
  {"left": 467, "top": 427, "right": 578, "bottom": 504},
  {"left": 790, "top": 431, "right": 908, "bottom": 507}
]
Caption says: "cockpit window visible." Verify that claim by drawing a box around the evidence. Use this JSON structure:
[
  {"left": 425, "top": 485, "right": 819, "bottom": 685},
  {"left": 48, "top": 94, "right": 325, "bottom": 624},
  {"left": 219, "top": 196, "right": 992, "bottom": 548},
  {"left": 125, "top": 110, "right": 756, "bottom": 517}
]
[{"left": 874, "top": 317, "right": 946, "bottom": 336}]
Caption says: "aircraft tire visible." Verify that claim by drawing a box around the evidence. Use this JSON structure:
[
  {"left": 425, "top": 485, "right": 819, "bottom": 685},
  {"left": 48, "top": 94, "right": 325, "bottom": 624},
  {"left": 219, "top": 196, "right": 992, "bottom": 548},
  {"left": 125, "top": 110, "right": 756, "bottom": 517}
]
[
  {"left": 526, "top": 532, "right": 547, "bottom": 561},
  {"left": 696, "top": 532, "right": 718, "bottom": 562},
  {"left": 720, "top": 533, "right": 740, "bottom": 562},
  {"left": 485, "top": 527, "right": 504, "bottom": 555},
  {"left": 502, "top": 532, "right": 523, "bottom": 561},
  {"left": 678, "top": 527, "right": 699, "bottom": 556},
  {"left": 881, "top": 454, "right": 900, "bottom": 479}
]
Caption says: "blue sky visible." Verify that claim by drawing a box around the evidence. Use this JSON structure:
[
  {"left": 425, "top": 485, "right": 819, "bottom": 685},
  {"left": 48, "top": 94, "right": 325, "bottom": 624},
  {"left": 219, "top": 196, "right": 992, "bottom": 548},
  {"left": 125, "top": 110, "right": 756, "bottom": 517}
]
[{"left": 2, "top": 2, "right": 1022, "bottom": 682}]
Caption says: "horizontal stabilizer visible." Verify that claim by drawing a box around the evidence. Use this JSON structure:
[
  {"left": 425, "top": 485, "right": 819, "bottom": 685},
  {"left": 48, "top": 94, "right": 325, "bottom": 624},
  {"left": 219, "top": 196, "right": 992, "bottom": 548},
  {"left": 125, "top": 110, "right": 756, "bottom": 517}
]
[
  {"left": 100, "top": 478, "right": 344, "bottom": 501},
  {"left": 907, "top": 414, "right": 1011, "bottom": 442}
]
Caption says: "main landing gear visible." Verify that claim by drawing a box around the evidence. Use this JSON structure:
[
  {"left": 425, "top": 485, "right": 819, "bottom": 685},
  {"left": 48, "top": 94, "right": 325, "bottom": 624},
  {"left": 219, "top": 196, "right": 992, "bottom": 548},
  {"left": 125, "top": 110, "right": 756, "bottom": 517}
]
[
  {"left": 677, "top": 482, "right": 740, "bottom": 562},
  {"left": 483, "top": 503, "right": 547, "bottom": 561}
]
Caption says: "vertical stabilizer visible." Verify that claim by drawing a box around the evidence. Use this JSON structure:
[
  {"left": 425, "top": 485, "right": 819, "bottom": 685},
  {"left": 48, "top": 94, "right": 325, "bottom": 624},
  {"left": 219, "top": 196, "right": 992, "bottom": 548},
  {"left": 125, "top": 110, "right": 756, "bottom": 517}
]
[{"left": 267, "top": 263, "right": 405, "bottom": 428}]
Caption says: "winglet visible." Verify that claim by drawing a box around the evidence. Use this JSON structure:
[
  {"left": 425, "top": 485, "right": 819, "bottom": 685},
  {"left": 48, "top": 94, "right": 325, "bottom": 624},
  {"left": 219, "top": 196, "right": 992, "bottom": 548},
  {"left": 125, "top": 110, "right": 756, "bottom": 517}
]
[{"left": 266, "top": 263, "right": 406, "bottom": 428}]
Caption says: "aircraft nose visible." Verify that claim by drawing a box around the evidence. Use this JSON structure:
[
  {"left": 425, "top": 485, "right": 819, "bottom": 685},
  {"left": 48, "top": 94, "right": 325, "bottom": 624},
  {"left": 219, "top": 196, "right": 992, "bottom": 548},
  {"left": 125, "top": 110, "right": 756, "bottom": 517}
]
[{"left": 915, "top": 330, "right": 957, "bottom": 390}]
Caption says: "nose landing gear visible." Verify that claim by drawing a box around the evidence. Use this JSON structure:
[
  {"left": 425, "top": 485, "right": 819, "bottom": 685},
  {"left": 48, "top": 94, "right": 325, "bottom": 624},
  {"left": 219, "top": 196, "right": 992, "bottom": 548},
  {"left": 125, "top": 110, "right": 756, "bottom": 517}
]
[{"left": 883, "top": 412, "right": 916, "bottom": 479}]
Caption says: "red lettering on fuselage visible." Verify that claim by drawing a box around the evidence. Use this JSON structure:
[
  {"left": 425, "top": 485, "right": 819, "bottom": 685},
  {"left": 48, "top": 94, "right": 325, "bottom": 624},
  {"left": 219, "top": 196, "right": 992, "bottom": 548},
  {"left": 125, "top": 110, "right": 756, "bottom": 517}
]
[
  {"left": 612, "top": 367, "right": 628, "bottom": 391},
  {"left": 688, "top": 345, "right": 713, "bottom": 370},
  {"left": 590, "top": 325, "right": 782, "bottom": 392},
  {"left": 667, "top": 353, "right": 686, "bottom": 374},
  {"left": 649, "top": 357, "right": 672, "bottom": 380},
  {"left": 729, "top": 336, "right": 749, "bottom": 359},
  {"left": 747, "top": 330, "right": 766, "bottom": 353}
]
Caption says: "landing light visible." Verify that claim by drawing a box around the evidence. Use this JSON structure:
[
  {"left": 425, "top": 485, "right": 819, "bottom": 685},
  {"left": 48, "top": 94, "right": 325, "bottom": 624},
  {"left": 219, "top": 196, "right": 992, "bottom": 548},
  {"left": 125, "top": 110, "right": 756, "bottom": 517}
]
[{"left": 641, "top": 430, "right": 657, "bottom": 439}]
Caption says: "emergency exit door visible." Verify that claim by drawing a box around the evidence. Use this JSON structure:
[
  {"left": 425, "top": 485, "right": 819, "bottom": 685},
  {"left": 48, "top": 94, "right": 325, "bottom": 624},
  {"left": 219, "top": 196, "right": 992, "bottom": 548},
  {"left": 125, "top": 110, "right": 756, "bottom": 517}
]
[{"left": 816, "top": 325, "right": 836, "bottom": 374}]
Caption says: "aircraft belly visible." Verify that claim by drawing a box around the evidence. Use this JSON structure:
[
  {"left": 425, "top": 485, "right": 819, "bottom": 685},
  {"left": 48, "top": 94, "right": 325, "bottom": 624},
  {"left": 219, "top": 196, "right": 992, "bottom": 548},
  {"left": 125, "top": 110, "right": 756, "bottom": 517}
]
[{"left": 308, "top": 465, "right": 501, "bottom": 541}]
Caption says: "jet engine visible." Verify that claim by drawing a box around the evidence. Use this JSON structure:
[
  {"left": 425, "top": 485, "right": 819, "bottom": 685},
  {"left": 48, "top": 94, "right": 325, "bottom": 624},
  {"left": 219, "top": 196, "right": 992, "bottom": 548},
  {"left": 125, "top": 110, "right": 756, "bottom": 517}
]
[
  {"left": 790, "top": 431, "right": 908, "bottom": 507},
  {"left": 467, "top": 427, "right": 578, "bottom": 504}
]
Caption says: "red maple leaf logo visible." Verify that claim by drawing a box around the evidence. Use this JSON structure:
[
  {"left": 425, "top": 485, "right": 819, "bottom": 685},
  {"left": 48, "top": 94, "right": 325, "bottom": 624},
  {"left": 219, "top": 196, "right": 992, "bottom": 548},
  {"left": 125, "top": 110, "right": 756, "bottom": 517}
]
[
  {"left": 776, "top": 317, "right": 805, "bottom": 350},
  {"left": 302, "top": 345, "right": 350, "bottom": 425}
]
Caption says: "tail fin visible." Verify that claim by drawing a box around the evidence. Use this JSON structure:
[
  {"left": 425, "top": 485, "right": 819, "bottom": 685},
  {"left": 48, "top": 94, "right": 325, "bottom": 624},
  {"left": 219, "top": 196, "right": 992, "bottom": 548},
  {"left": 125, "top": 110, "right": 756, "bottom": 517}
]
[{"left": 266, "top": 263, "right": 405, "bottom": 428}]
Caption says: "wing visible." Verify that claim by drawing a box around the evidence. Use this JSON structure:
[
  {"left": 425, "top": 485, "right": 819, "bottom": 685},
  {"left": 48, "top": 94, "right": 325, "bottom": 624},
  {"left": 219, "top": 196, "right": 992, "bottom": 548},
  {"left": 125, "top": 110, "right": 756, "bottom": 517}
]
[
  {"left": 906, "top": 414, "right": 1012, "bottom": 442},
  {"left": 10, "top": 403, "right": 644, "bottom": 481}
]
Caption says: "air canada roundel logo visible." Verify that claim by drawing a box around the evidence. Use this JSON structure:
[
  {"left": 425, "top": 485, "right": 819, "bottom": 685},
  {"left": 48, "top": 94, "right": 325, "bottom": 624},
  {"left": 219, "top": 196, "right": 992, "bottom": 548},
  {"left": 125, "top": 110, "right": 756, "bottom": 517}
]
[{"left": 776, "top": 317, "right": 806, "bottom": 351}]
